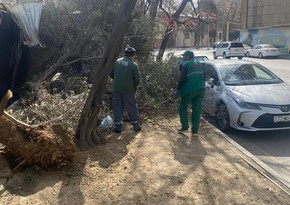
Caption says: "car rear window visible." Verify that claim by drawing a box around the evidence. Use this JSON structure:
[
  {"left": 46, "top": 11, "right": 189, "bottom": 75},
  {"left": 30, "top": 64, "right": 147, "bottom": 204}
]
[{"left": 230, "top": 43, "right": 243, "bottom": 48}]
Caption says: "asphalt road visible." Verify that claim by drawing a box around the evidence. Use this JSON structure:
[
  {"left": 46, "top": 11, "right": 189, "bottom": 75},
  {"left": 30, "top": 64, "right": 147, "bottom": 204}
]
[
  {"left": 164, "top": 48, "right": 290, "bottom": 188},
  {"left": 231, "top": 55, "right": 290, "bottom": 188},
  {"left": 243, "top": 56, "right": 290, "bottom": 84}
]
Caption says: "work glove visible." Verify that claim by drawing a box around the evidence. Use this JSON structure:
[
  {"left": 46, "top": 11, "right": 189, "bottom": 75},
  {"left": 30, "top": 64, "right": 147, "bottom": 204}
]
[{"left": 173, "top": 90, "right": 181, "bottom": 98}]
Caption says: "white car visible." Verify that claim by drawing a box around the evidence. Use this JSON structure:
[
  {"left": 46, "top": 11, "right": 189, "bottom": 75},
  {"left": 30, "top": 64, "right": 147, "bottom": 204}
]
[
  {"left": 243, "top": 44, "right": 251, "bottom": 56},
  {"left": 202, "top": 59, "right": 290, "bottom": 132},
  {"left": 213, "top": 41, "right": 244, "bottom": 59},
  {"left": 246, "top": 44, "right": 280, "bottom": 58}
]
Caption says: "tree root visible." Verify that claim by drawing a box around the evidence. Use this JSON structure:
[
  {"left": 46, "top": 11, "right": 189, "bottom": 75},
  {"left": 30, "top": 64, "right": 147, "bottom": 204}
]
[{"left": 0, "top": 90, "right": 76, "bottom": 168}]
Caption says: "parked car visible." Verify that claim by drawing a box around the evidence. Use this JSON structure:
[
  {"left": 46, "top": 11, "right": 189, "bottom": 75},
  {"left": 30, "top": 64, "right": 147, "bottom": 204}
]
[
  {"left": 201, "top": 59, "right": 290, "bottom": 132},
  {"left": 213, "top": 41, "right": 244, "bottom": 59},
  {"left": 194, "top": 55, "right": 209, "bottom": 62},
  {"left": 246, "top": 44, "right": 280, "bottom": 58},
  {"left": 177, "top": 55, "right": 209, "bottom": 64},
  {"left": 243, "top": 44, "right": 251, "bottom": 55}
]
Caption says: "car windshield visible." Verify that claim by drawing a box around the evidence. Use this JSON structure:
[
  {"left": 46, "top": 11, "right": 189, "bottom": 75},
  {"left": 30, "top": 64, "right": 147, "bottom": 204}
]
[{"left": 219, "top": 63, "right": 283, "bottom": 86}]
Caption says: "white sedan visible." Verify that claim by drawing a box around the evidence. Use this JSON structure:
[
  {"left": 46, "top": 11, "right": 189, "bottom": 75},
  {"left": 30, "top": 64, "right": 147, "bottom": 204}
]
[
  {"left": 246, "top": 44, "right": 280, "bottom": 58},
  {"left": 202, "top": 59, "right": 290, "bottom": 132},
  {"left": 243, "top": 44, "right": 251, "bottom": 56}
]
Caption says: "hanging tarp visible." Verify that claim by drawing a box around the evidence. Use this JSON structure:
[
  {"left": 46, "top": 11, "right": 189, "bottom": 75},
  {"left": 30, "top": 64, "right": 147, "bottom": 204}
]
[{"left": 3, "top": 1, "right": 43, "bottom": 47}]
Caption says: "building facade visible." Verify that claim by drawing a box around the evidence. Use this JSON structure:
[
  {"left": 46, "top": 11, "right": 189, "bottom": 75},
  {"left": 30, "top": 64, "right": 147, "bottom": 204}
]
[
  {"left": 240, "top": 0, "right": 290, "bottom": 54},
  {"left": 214, "top": 0, "right": 241, "bottom": 41}
]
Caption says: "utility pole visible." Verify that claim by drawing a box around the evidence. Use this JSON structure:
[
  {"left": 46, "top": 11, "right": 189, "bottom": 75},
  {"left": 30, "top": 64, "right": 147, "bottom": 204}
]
[
  {"left": 208, "top": 22, "right": 210, "bottom": 47},
  {"left": 226, "top": 21, "right": 243, "bottom": 41},
  {"left": 226, "top": 21, "right": 230, "bottom": 41}
]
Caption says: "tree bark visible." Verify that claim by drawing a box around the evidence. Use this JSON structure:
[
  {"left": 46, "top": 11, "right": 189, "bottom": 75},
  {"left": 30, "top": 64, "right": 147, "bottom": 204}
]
[
  {"left": 149, "top": 0, "right": 160, "bottom": 19},
  {"left": 76, "top": 0, "right": 138, "bottom": 149},
  {"left": 156, "top": 0, "right": 191, "bottom": 61}
]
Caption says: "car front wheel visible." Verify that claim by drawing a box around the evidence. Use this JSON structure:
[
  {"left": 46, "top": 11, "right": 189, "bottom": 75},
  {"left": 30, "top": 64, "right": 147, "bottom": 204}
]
[
  {"left": 216, "top": 103, "right": 231, "bottom": 132},
  {"left": 258, "top": 52, "right": 263, "bottom": 58},
  {"left": 213, "top": 52, "right": 217, "bottom": 59},
  {"left": 246, "top": 52, "right": 250, "bottom": 57}
]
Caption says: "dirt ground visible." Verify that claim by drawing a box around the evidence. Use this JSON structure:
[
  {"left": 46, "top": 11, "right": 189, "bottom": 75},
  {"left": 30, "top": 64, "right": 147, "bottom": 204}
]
[{"left": 1, "top": 116, "right": 290, "bottom": 205}]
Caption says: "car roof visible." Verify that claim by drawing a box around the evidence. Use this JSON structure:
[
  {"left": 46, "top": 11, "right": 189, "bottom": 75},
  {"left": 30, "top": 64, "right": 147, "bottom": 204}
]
[
  {"left": 178, "top": 55, "right": 208, "bottom": 58},
  {"left": 256, "top": 44, "right": 272, "bottom": 46},
  {"left": 202, "top": 59, "right": 256, "bottom": 68}
]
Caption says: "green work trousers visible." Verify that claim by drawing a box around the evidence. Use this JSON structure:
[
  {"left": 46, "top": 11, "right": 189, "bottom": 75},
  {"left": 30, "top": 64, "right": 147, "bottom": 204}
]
[{"left": 179, "top": 88, "right": 205, "bottom": 133}]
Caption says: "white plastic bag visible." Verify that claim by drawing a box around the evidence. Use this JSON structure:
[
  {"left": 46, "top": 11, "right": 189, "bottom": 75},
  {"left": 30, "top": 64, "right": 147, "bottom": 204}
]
[{"left": 99, "top": 115, "right": 113, "bottom": 129}]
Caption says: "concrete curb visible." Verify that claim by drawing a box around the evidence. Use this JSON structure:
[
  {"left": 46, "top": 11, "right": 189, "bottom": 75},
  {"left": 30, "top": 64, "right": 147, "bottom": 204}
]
[{"left": 204, "top": 120, "right": 290, "bottom": 197}]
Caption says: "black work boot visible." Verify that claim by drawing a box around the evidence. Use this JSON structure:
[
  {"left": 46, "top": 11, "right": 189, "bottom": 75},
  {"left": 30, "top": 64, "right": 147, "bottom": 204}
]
[
  {"left": 113, "top": 123, "right": 122, "bottom": 133},
  {"left": 132, "top": 123, "right": 141, "bottom": 132},
  {"left": 178, "top": 128, "right": 188, "bottom": 133}
]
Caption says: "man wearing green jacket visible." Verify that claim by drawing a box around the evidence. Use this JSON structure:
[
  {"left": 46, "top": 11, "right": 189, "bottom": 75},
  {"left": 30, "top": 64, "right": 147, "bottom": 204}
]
[
  {"left": 110, "top": 47, "right": 141, "bottom": 133},
  {"left": 176, "top": 50, "right": 205, "bottom": 137}
]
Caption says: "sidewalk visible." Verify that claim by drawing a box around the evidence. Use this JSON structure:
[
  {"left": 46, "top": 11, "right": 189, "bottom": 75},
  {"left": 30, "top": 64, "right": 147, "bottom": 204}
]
[
  {"left": 1, "top": 117, "right": 290, "bottom": 204},
  {"left": 205, "top": 121, "right": 290, "bottom": 192}
]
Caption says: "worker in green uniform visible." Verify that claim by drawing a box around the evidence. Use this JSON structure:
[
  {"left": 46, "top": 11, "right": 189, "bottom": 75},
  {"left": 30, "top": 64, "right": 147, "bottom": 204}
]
[
  {"left": 110, "top": 47, "right": 141, "bottom": 133},
  {"left": 175, "top": 50, "right": 205, "bottom": 137}
]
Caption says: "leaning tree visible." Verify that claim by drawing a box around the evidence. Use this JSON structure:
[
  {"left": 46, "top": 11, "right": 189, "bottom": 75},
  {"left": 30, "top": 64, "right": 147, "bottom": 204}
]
[
  {"left": 155, "top": 0, "right": 210, "bottom": 61},
  {"left": 76, "top": 0, "right": 138, "bottom": 149}
]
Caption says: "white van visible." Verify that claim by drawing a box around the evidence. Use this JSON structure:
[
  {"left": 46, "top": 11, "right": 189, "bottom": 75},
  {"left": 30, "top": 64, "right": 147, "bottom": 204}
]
[{"left": 213, "top": 41, "right": 244, "bottom": 59}]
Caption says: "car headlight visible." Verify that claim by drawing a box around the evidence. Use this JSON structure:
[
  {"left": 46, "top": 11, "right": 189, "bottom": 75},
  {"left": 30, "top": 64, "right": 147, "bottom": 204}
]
[{"left": 233, "top": 98, "right": 261, "bottom": 110}]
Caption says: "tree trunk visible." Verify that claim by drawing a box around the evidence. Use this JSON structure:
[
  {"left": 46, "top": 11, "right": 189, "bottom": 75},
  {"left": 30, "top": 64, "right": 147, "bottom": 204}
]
[
  {"left": 156, "top": 29, "right": 171, "bottom": 61},
  {"left": 156, "top": 0, "right": 191, "bottom": 61},
  {"left": 149, "top": 0, "right": 160, "bottom": 19},
  {"left": 76, "top": 0, "right": 138, "bottom": 150}
]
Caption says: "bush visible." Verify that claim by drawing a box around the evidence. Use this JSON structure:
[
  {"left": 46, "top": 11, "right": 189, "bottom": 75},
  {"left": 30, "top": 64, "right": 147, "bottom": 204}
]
[{"left": 138, "top": 54, "right": 180, "bottom": 111}]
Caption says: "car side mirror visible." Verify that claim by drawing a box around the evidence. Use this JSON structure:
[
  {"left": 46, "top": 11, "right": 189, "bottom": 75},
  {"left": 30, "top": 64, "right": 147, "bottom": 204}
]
[{"left": 206, "top": 78, "right": 215, "bottom": 88}]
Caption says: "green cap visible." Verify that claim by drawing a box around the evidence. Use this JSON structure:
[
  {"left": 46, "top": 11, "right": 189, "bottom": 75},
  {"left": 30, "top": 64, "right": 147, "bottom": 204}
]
[{"left": 182, "top": 50, "right": 194, "bottom": 59}]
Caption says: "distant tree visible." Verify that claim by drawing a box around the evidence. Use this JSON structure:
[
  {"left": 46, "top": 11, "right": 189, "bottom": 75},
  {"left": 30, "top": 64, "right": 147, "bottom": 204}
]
[
  {"left": 154, "top": 0, "right": 210, "bottom": 60},
  {"left": 149, "top": 0, "right": 161, "bottom": 19},
  {"left": 215, "top": 0, "right": 241, "bottom": 41},
  {"left": 156, "top": 0, "right": 192, "bottom": 61},
  {"left": 194, "top": 0, "right": 217, "bottom": 47}
]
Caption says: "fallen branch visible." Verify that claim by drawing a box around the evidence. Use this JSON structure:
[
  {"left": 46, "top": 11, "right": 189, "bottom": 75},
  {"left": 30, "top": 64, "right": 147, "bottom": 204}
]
[
  {"left": 0, "top": 90, "right": 35, "bottom": 130},
  {"left": 0, "top": 90, "right": 13, "bottom": 116},
  {"left": 3, "top": 111, "right": 36, "bottom": 130}
]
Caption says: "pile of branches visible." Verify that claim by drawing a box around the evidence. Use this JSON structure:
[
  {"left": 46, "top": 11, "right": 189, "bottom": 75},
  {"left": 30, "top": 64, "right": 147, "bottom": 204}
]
[
  {"left": 0, "top": 119, "right": 76, "bottom": 168},
  {"left": 0, "top": 49, "right": 180, "bottom": 168},
  {"left": 0, "top": 90, "right": 77, "bottom": 168},
  {"left": 137, "top": 53, "right": 180, "bottom": 116}
]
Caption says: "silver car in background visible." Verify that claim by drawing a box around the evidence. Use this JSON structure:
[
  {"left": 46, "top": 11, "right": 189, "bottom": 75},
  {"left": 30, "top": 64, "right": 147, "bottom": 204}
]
[
  {"left": 202, "top": 59, "right": 290, "bottom": 132},
  {"left": 246, "top": 44, "right": 280, "bottom": 58}
]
